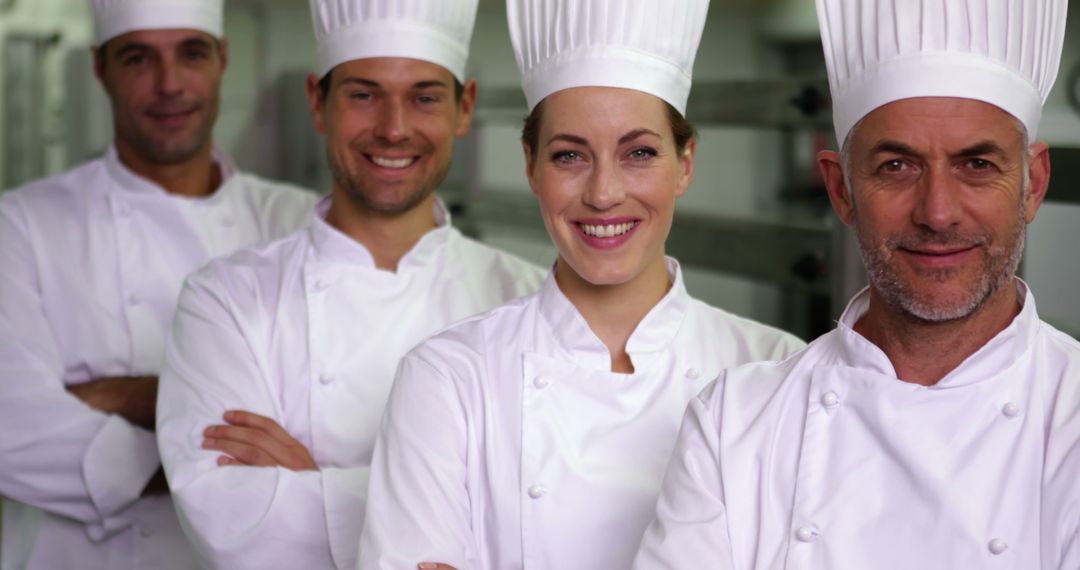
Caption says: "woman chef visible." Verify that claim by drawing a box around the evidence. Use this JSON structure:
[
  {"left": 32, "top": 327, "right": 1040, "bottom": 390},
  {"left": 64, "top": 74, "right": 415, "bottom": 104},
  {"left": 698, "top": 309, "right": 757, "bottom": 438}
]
[{"left": 358, "top": 1, "right": 805, "bottom": 568}]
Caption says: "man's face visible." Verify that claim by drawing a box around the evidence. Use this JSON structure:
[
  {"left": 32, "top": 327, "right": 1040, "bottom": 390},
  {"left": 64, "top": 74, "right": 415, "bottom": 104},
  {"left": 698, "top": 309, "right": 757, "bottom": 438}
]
[
  {"left": 95, "top": 29, "right": 227, "bottom": 166},
  {"left": 824, "top": 97, "right": 1049, "bottom": 322},
  {"left": 307, "top": 57, "right": 476, "bottom": 215}
]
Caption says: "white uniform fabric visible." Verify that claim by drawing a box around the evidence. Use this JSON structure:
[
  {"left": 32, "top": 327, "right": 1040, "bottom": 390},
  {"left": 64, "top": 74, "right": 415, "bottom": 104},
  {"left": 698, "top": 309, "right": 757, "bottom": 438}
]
[
  {"left": 507, "top": 0, "right": 710, "bottom": 114},
  {"left": 310, "top": 0, "right": 479, "bottom": 82},
  {"left": 156, "top": 196, "right": 544, "bottom": 570},
  {"left": 91, "top": 0, "right": 224, "bottom": 44},
  {"left": 634, "top": 283, "right": 1080, "bottom": 570},
  {"left": 359, "top": 259, "right": 805, "bottom": 570},
  {"left": 817, "top": 0, "right": 1069, "bottom": 143},
  {"left": 0, "top": 147, "right": 316, "bottom": 570}
]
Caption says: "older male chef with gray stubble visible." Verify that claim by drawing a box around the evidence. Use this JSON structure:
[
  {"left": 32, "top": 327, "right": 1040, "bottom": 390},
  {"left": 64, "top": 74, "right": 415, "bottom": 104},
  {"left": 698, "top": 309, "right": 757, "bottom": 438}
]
[
  {"left": 155, "top": 0, "right": 545, "bottom": 568},
  {"left": 0, "top": 0, "right": 316, "bottom": 569},
  {"left": 633, "top": 0, "right": 1080, "bottom": 569}
]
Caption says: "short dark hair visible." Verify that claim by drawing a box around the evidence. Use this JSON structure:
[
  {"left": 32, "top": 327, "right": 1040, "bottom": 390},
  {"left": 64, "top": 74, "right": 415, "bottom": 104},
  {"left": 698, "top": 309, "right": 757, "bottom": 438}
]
[
  {"left": 316, "top": 69, "right": 465, "bottom": 103},
  {"left": 521, "top": 96, "right": 696, "bottom": 158}
]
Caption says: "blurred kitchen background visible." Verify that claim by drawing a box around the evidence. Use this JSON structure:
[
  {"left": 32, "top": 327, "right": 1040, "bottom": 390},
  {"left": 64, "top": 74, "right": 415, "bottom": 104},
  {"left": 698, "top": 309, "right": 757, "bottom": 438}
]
[{"left": 1, "top": 0, "right": 1078, "bottom": 342}]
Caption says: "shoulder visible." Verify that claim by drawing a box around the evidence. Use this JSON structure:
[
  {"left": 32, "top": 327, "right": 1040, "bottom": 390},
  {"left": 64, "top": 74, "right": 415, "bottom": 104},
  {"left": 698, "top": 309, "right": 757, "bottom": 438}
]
[
  {"left": 182, "top": 227, "right": 310, "bottom": 309},
  {"left": 403, "top": 292, "right": 539, "bottom": 380},
  {"left": 686, "top": 298, "right": 807, "bottom": 360},
  {"left": 1, "top": 159, "right": 109, "bottom": 216},
  {"left": 447, "top": 231, "right": 548, "bottom": 294}
]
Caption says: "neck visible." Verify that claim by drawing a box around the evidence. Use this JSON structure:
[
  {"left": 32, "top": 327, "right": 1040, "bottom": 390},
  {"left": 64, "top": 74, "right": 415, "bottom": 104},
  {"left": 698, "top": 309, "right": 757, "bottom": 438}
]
[
  {"left": 325, "top": 188, "right": 439, "bottom": 271},
  {"left": 853, "top": 278, "right": 1022, "bottom": 386},
  {"left": 114, "top": 138, "right": 220, "bottom": 197},
  {"left": 555, "top": 254, "right": 672, "bottom": 374}
]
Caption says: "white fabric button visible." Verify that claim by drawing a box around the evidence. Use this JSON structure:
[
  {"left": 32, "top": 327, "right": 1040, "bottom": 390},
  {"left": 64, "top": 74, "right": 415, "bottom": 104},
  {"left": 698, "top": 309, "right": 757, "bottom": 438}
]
[
  {"left": 533, "top": 376, "right": 550, "bottom": 389},
  {"left": 127, "top": 294, "right": 140, "bottom": 306},
  {"left": 988, "top": 538, "right": 1008, "bottom": 555},
  {"left": 318, "top": 373, "right": 334, "bottom": 386},
  {"left": 795, "top": 526, "right": 818, "bottom": 543},
  {"left": 221, "top": 216, "right": 235, "bottom": 227},
  {"left": 117, "top": 204, "right": 131, "bottom": 217},
  {"left": 820, "top": 391, "right": 840, "bottom": 409},
  {"left": 527, "top": 485, "right": 547, "bottom": 499},
  {"left": 313, "top": 279, "right": 330, "bottom": 292},
  {"left": 139, "top": 526, "right": 153, "bottom": 538},
  {"left": 1002, "top": 402, "right": 1020, "bottom": 418},
  {"left": 685, "top": 368, "right": 700, "bottom": 379}
]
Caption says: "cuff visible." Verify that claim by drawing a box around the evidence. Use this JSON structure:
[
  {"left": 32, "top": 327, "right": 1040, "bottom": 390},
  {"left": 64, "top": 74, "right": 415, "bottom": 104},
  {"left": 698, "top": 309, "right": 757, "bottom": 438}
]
[
  {"left": 83, "top": 415, "right": 161, "bottom": 527},
  {"left": 323, "top": 466, "right": 371, "bottom": 570}
]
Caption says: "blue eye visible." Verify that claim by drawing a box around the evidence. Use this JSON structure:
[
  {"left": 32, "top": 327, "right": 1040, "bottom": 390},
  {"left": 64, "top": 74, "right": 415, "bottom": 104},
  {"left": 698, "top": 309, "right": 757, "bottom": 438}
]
[
  {"left": 628, "top": 147, "right": 658, "bottom": 160},
  {"left": 551, "top": 150, "right": 581, "bottom": 164}
]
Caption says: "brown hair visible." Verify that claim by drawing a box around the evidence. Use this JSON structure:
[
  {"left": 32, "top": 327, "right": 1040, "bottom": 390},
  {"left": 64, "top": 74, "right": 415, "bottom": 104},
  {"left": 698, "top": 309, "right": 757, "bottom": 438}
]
[{"left": 521, "top": 96, "right": 696, "bottom": 158}]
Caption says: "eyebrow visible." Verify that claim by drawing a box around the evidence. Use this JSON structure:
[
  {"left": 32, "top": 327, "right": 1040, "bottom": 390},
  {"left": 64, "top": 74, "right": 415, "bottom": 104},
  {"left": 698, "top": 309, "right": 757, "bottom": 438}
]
[
  {"left": 868, "top": 139, "right": 920, "bottom": 157},
  {"left": 869, "top": 138, "right": 1010, "bottom": 160},
  {"left": 545, "top": 128, "right": 662, "bottom": 149},
  {"left": 336, "top": 78, "right": 449, "bottom": 90},
  {"left": 955, "top": 141, "right": 1009, "bottom": 158},
  {"left": 112, "top": 38, "right": 213, "bottom": 58}
]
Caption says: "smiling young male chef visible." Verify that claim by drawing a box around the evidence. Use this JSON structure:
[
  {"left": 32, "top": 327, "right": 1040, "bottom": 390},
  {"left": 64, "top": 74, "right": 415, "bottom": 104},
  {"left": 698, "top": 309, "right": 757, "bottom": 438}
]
[
  {"left": 155, "top": 1, "right": 545, "bottom": 568},
  {"left": 0, "top": 0, "right": 317, "bottom": 568}
]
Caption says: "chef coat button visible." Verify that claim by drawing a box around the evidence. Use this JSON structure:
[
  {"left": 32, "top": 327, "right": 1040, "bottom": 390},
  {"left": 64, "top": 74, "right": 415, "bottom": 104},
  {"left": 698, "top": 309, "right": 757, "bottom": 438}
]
[
  {"left": 221, "top": 216, "right": 235, "bottom": 227},
  {"left": 139, "top": 526, "right": 153, "bottom": 538},
  {"left": 1001, "top": 402, "right": 1020, "bottom": 418},
  {"left": 314, "top": 279, "right": 330, "bottom": 292},
  {"left": 318, "top": 373, "right": 334, "bottom": 386},
  {"left": 820, "top": 391, "right": 840, "bottom": 409},
  {"left": 794, "top": 526, "right": 818, "bottom": 543},
  {"left": 127, "top": 294, "right": 140, "bottom": 306},
  {"left": 527, "top": 485, "right": 547, "bottom": 499},
  {"left": 988, "top": 538, "right": 1008, "bottom": 555},
  {"left": 685, "top": 368, "right": 700, "bottom": 380},
  {"left": 117, "top": 204, "right": 131, "bottom": 217},
  {"left": 533, "top": 376, "right": 550, "bottom": 389}
]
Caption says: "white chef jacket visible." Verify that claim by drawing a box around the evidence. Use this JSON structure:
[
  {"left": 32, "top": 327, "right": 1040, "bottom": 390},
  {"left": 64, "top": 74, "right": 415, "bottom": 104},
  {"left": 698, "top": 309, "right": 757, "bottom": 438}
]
[
  {"left": 0, "top": 146, "right": 316, "bottom": 570},
  {"left": 358, "top": 258, "right": 805, "bottom": 570},
  {"left": 633, "top": 282, "right": 1080, "bottom": 570},
  {"left": 156, "top": 195, "right": 545, "bottom": 570}
]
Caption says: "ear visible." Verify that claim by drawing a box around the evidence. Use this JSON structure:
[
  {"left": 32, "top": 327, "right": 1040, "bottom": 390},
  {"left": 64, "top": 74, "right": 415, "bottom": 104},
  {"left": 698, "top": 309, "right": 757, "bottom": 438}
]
[
  {"left": 92, "top": 46, "right": 107, "bottom": 87},
  {"left": 217, "top": 37, "right": 230, "bottom": 73},
  {"left": 674, "top": 138, "right": 696, "bottom": 198},
  {"left": 454, "top": 78, "right": 478, "bottom": 139},
  {"left": 1022, "top": 141, "right": 1051, "bottom": 224},
  {"left": 305, "top": 73, "right": 328, "bottom": 135},
  {"left": 818, "top": 150, "right": 855, "bottom": 226},
  {"left": 523, "top": 142, "right": 539, "bottom": 197}
]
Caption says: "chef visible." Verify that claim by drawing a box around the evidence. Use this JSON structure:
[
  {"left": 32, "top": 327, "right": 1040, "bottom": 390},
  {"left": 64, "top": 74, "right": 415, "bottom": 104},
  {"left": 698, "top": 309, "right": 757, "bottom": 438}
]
[
  {"left": 357, "top": 1, "right": 805, "bottom": 568},
  {"left": 633, "top": 1, "right": 1078, "bottom": 568},
  {"left": 154, "top": 1, "right": 545, "bottom": 568},
  {"left": 0, "top": 1, "right": 316, "bottom": 569}
]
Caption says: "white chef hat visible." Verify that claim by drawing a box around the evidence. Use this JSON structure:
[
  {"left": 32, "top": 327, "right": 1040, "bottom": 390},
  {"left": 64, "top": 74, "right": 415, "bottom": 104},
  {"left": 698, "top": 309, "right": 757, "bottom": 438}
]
[
  {"left": 817, "top": 0, "right": 1069, "bottom": 144},
  {"left": 90, "top": 0, "right": 224, "bottom": 45},
  {"left": 507, "top": 0, "right": 711, "bottom": 115},
  {"left": 309, "top": 0, "right": 479, "bottom": 83}
]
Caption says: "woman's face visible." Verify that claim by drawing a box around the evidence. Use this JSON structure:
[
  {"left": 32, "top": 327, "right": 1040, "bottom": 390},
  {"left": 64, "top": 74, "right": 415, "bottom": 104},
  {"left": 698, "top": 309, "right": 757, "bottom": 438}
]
[{"left": 525, "top": 87, "right": 695, "bottom": 287}]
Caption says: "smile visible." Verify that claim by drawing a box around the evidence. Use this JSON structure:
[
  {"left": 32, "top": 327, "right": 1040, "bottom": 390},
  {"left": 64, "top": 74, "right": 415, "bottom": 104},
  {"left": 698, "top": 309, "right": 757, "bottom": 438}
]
[
  {"left": 579, "top": 221, "right": 638, "bottom": 238},
  {"left": 367, "top": 155, "right": 417, "bottom": 169}
]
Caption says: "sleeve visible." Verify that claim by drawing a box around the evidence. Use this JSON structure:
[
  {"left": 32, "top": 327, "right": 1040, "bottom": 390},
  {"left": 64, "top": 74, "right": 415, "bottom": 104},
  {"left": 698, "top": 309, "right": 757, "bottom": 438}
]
[
  {"left": 631, "top": 379, "right": 737, "bottom": 570},
  {"left": 357, "top": 350, "right": 476, "bottom": 570},
  {"left": 156, "top": 271, "right": 338, "bottom": 570},
  {"left": 0, "top": 200, "right": 159, "bottom": 536}
]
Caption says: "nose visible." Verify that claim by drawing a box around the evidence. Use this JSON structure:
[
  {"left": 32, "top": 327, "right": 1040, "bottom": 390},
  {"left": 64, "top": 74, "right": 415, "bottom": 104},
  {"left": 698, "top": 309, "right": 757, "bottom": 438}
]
[
  {"left": 911, "top": 165, "right": 964, "bottom": 232},
  {"left": 374, "top": 99, "right": 411, "bottom": 144},
  {"left": 156, "top": 56, "right": 183, "bottom": 97},
  {"left": 583, "top": 160, "right": 626, "bottom": 211}
]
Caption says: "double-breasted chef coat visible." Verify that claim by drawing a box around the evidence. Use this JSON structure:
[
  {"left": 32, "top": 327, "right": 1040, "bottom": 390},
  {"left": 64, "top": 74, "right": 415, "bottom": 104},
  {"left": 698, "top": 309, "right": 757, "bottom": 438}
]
[
  {"left": 156, "top": 196, "right": 545, "bottom": 570},
  {"left": 358, "top": 258, "right": 805, "bottom": 570},
  {"left": 0, "top": 146, "right": 316, "bottom": 570},
  {"left": 633, "top": 282, "right": 1080, "bottom": 570}
]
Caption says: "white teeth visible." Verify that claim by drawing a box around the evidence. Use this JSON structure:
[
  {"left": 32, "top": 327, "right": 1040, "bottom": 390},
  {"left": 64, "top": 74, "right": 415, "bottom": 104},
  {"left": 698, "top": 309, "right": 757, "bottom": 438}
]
[
  {"left": 580, "top": 222, "right": 637, "bottom": 238},
  {"left": 370, "top": 156, "right": 415, "bottom": 169}
]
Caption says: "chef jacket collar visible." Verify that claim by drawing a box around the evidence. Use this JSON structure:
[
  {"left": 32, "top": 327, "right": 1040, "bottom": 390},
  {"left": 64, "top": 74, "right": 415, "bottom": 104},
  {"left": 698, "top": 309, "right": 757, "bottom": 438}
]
[
  {"left": 308, "top": 194, "right": 452, "bottom": 269},
  {"left": 104, "top": 144, "right": 237, "bottom": 200},
  {"left": 537, "top": 257, "right": 690, "bottom": 372},
  {"left": 836, "top": 279, "right": 1040, "bottom": 388}
]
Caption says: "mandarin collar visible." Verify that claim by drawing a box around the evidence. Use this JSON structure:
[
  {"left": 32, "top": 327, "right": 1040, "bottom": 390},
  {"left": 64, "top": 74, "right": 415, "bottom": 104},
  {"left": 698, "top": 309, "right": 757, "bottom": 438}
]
[
  {"left": 836, "top": 280, "right": 1041, "bottom": 388},
  {"left": 537, "top": 257, "right": 691, "bottom": 372},
  {"left": 103, "top": 144, "right": 236, "bottom": 199},
  {"left": 308, "top": 194, "right": 454, "bottom": 270}
]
